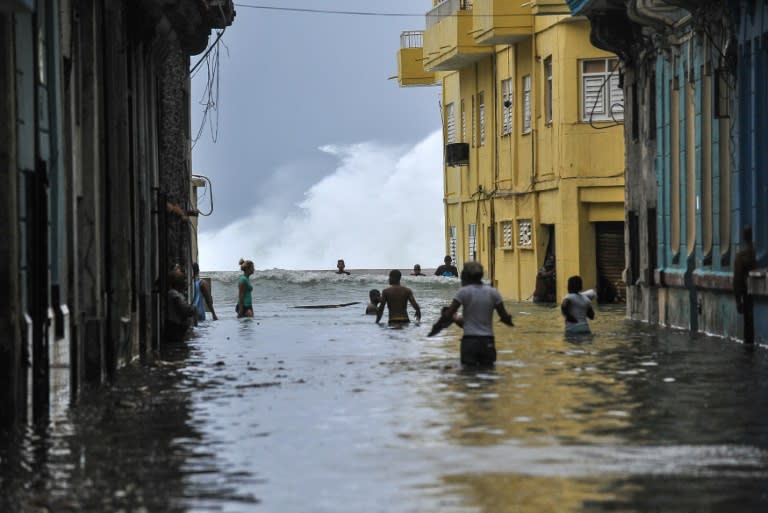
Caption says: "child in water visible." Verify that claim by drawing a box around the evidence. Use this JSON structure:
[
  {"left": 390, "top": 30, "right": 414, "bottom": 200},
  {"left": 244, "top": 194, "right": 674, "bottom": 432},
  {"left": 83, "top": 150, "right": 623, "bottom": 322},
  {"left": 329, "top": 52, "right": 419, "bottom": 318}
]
[
  {"left": 365, "top": 289, "right": 381, "bottom": 315},
  {"left": 560, "top": 275, "right": 595, "bottom": 334}
]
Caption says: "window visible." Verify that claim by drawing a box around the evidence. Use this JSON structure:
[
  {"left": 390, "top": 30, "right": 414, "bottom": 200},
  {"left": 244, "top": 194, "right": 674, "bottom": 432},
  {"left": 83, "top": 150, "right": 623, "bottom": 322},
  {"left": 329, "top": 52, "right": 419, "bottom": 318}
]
[
  {"left": 518, "top": 220, "right": 532, "bottom": 248},
  {"left": 581, "top": 58, "right": 624, "bottom": 122},
  {"left": 719, "top": 108, "right": 731, "bottom": 264},
  {"left": 522, "top": 75, "right": 532, "bottom": 133},
  {"left": 472, "top": 96, "right": 477, "bottom": 147},
  {"left": 478, "top": 92, "right": 486, "bottom": 146},
  {"left": 670, "top": 75, "right": 680, "bottom": 260},
  {"left": 501, "top": 78, "right": 512, "bottom": 135},
  {"left": 446, "top": 102, "right": 456, "bottom": 144},
  {"left": 500, "top": 221, "right": 513, "bottom": 249},
  {"left": 544, "top": 57, "right": 553, "bottom": 124},
  {"left": 702, "top": 66, "right": 713, "bottom": 263},
  {"left": 450, "top": 226, "right": 458, "bottom": 264},
  {"left": 461, "top": 99, "right": 467, "bottom": 142},
  {"left": 468, "top": 224, "right": 477, "bottom": 260}
]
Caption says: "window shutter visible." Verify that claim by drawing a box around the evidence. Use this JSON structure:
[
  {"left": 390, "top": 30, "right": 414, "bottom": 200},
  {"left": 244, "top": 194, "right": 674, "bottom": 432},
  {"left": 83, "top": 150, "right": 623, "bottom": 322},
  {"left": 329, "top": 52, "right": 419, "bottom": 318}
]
[
  {"left": 446, "top": 102, "right": 456, "bottom": 143},
  {"left": 583, "top": 75, "right": 605, "bottom": 120},
  {"left": 523, "top": 76, "right": 532, "bottom": 133},
  {"left": 608, "top": 73, "right": 624, "bottom": 120},
  {"left": 468, "top": 224, "right": 477, "bottom": 260},
  {"left": 502, "top": 79, "right": 512, "bottom": 135}
]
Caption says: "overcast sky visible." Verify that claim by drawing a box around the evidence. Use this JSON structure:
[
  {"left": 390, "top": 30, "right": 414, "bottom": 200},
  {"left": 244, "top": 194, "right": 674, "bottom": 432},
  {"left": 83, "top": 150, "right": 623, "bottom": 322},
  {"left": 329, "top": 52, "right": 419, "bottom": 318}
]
[{"left": 190, "top": 0, "right": 442, "bottom": 237}]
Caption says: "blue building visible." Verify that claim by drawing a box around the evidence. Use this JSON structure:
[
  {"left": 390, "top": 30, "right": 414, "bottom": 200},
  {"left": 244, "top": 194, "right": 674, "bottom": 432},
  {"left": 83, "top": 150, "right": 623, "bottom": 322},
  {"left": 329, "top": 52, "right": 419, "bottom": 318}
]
[{"left": 567, "top": 0, "right": 767, "bottom": 343}]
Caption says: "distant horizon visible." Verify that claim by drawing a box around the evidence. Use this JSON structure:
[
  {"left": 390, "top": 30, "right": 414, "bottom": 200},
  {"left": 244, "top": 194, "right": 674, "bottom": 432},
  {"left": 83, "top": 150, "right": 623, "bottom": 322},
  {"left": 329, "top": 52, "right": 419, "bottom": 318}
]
[{"left": 200, "top": 266, "right": 441, "bottom": 274}]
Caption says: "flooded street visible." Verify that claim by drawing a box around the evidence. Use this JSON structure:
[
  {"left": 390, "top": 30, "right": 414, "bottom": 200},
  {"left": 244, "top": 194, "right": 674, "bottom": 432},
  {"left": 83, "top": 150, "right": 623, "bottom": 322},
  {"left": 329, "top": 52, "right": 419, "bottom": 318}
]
[{"left": 2, "top": 271, "right": 768, "bottom": 513}]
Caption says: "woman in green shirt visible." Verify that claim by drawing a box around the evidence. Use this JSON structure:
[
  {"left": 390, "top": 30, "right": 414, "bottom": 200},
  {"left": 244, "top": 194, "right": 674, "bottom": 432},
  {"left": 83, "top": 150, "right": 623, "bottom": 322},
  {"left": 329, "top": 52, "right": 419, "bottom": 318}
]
[{"left": 237, "top": 258, "right": 255, "bottom": 317}]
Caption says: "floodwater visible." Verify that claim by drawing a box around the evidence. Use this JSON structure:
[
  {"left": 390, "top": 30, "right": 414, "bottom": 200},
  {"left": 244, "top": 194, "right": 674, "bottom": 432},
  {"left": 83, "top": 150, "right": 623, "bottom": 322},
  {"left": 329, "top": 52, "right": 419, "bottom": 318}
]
[{"left": 2, "top": 269, "right": 768, "bottom": 513}]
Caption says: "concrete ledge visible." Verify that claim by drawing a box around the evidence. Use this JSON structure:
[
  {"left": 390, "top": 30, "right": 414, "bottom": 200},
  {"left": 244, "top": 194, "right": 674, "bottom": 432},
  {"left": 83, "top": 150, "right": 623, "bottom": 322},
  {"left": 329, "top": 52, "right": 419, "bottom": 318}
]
[
  {"left": 692, "top": 271, "right": 733, "bottom": 291},
  {"left": 748, "top": 269, "right": 768, "bottom": 297},
  {"left": 654, "top": 268, "right": 686, "bottom": 288}
]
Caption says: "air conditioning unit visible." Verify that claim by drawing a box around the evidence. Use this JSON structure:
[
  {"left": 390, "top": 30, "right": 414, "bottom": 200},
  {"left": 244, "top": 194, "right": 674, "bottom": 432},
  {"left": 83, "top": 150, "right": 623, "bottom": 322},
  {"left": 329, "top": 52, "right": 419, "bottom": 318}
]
[{"left": 445, "top": 143, "right": 469, "bottom": 167}]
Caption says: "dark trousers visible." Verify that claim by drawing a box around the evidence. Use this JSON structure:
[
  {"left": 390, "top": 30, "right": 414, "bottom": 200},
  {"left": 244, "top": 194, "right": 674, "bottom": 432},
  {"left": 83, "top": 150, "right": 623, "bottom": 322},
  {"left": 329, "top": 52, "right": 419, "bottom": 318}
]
[{"left": 460, "top": 336, "right": 496, "bottom": 366}]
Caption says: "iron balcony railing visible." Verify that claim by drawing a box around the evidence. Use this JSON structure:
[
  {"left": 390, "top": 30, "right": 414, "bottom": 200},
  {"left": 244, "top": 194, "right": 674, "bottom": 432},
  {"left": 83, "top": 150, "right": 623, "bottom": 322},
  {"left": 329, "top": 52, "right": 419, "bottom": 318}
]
[
  {"left": 426, "top": 0, "right": 472, "bottom": 29},
  {"left": 400, "top": 30, "right": 424, "bottom": 49}
]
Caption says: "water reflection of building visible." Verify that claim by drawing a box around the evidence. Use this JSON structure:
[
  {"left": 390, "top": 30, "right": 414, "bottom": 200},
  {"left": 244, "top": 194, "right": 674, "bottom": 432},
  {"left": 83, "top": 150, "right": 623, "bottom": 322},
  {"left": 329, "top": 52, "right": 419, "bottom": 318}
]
[
  {"left": 567, "top": 1, "right": 768, "bottom": 344},
  {"left": 395, "top": 1, "right": 626, "bottom": 303},
  {"left": 0, "top": 0, "right": 235, "bottom": 426}
]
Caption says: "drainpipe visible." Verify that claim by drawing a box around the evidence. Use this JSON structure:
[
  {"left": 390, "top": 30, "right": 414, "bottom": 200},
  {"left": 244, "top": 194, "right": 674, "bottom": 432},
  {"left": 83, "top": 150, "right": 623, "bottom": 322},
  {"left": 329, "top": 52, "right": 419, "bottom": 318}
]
[{"left": 490, "top": 55, "right": 498, "bottom": 285}]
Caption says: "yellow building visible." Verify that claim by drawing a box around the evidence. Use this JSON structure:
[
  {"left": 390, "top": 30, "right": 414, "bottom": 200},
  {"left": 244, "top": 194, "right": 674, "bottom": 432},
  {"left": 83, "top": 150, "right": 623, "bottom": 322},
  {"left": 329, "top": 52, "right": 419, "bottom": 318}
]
[{"left": 397, "top": 0, "right": 626, "bottom": 302}]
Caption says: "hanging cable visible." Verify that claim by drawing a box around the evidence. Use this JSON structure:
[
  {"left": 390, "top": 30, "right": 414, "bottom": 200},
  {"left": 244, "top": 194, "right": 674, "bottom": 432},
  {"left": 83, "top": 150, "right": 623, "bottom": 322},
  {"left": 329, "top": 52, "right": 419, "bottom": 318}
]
[{"left": 192, "top": 174, "right": 214, "bottom": 216}]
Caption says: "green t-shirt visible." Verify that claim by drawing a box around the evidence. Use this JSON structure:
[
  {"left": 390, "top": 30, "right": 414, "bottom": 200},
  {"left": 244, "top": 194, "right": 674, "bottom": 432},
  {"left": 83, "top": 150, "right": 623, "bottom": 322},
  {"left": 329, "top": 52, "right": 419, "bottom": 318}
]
[{"left": 238, "top": 275, "right": 253, "bottom": 308}]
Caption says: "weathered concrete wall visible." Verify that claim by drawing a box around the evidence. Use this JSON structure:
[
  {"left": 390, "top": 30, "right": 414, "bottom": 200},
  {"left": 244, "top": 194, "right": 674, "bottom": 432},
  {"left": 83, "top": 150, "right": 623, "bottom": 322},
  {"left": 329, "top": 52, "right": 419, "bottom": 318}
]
[
  {"left": 0, "top": 13, "right": 23, "bottom": 427},
  {"left": 158, "top": 41, "right": 192, "bottom": 273}
]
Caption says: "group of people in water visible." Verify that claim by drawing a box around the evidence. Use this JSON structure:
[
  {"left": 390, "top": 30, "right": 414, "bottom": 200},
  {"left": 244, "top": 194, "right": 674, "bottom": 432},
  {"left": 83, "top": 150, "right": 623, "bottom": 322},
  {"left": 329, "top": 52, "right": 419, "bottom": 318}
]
[
  {"left": 167, "top": 255, "right": 599, "bottom": 367},
  {"left": 362, "top": 256, "right": 597, "bottom": 366}
]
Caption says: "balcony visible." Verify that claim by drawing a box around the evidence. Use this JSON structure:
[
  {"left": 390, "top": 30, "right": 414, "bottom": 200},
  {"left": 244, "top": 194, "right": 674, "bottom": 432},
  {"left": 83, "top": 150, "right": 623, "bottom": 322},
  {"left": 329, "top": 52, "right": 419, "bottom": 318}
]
[
  {"left": 530, "top": 0, "right": 572, "bottom": 15},
  {"left": 396, "top": 31, "right": 437, "bottom": 87},
  {"left": 472, "top": 0, "right": 533, "bottom": 45},
  {"left": 423, "top": 0, "right": 493, "bottom": 72}
]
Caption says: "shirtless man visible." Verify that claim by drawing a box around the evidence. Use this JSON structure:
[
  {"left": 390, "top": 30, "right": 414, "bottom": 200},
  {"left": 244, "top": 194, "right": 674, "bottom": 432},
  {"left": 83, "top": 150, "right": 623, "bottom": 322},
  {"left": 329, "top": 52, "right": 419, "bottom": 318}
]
[
  {"left": 336, "top": 259, "right": 350, "bottom": 275},
  {"left": 376, "top": 269, "right": 421, "bottom": 326}
]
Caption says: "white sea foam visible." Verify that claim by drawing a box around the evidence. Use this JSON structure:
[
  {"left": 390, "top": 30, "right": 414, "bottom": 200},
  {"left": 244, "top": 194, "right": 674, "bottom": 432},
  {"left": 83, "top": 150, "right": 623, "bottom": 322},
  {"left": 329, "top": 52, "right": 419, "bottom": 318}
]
[{"left": 199, "top": 130, "right": 444, "bottom": 271}]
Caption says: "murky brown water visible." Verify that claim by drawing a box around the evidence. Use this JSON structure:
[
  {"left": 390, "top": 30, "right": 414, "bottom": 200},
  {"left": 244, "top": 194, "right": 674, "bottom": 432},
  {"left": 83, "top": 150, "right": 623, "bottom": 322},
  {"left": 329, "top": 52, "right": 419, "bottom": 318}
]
[{"left": 2, "top": 271, "right": 767, "bottom": 512}]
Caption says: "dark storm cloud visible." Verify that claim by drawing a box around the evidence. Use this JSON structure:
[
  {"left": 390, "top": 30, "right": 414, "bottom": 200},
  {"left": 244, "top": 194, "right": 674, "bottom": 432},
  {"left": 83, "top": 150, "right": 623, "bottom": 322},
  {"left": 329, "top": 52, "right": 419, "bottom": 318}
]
[{"left": 191, "top": 0, "right": 440, "bottom": 231}]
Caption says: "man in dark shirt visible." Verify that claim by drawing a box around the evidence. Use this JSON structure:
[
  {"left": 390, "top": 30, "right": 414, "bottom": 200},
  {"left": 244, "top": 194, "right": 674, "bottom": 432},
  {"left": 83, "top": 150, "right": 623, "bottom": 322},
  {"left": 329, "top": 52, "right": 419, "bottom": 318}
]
[
  {"left": 734, "top": 225, "right": 756, "bottom": 344},
  {"left": 434, "top": 255, "right": 458, "bottom": 277}
]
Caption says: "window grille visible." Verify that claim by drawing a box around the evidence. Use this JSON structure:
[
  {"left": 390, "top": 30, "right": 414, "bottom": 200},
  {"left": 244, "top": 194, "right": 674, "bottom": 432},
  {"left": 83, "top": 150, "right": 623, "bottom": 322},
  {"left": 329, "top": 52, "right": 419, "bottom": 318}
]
[
  {"left": 478, "top": 92, "right": 485, "bottom": 146},
  {"left": 518, "top": 220, "right": 532, "bottom": 248},
  {"left": 501, "top": 221, "right": 513, "bottom": 248},
  {"left": 468, "top": 224, "right": 477, "bottom": 260},
  {"left": 449, "top": 226, "right": 458, "bottom": 263}
]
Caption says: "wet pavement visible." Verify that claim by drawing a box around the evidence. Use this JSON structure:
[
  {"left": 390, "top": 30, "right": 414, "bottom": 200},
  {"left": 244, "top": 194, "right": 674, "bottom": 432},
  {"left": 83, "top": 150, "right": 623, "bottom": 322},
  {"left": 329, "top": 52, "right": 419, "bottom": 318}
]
[{"left": 2, "top": 271, "right": 768, "bottom": 512}]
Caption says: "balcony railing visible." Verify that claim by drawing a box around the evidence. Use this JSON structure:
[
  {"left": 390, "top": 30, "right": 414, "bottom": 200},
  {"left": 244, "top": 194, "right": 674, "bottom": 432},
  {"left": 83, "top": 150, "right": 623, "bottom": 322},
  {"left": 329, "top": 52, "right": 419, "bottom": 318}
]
[
  {"left": 400, "top": 30, "right": 424, "bottom": 49},
  {"left": 426, "top": 0, "right": 472, "bottom": 29}
]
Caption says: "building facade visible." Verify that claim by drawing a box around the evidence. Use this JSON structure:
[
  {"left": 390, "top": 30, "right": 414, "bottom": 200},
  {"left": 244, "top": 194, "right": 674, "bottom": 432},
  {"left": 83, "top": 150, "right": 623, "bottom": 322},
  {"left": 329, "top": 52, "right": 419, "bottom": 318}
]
[
  {"left": 568, "top": 0, "right": 767, "bottom": 343},
  {"left": 0, "top": 0, "right": 235, "bottom": 426},
  {"left": 397, "top": 0, "right": 626, "bottom": 302}
]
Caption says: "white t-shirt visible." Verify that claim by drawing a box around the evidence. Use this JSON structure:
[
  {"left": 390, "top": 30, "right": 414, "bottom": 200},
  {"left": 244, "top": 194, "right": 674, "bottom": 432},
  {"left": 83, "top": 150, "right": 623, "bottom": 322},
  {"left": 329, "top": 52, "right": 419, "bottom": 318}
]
[
  {"left": 563, "top": 292, "right": 593, "bottom": 333},
  {"left": 454, "top": 284, "right": 504, "bottom": 337}
]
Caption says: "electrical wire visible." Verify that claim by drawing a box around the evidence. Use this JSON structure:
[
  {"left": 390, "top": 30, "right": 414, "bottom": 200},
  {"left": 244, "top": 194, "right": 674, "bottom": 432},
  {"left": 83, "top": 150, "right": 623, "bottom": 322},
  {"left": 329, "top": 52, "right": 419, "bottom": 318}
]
[
  {"left": 192, "top": 174, "right": 214, "bottom": 217},
  {"left": 233, "top": 3, "right": 424, "bottom": 16},
  {"left": 192, "top": 30, "right": 227, "bottom": 147},
  {"left": 587, "top": 59, "right": 624, "bottom": 130},
  {"left": 233, "top": 2, "right": 554, "bottom": 18}
]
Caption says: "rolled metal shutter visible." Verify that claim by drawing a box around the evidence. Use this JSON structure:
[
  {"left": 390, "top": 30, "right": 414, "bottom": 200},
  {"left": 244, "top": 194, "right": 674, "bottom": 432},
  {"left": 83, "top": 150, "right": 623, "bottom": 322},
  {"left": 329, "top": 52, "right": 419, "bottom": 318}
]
[{"left": 596, "top": 222, "right": 625, "bottom": 303}]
